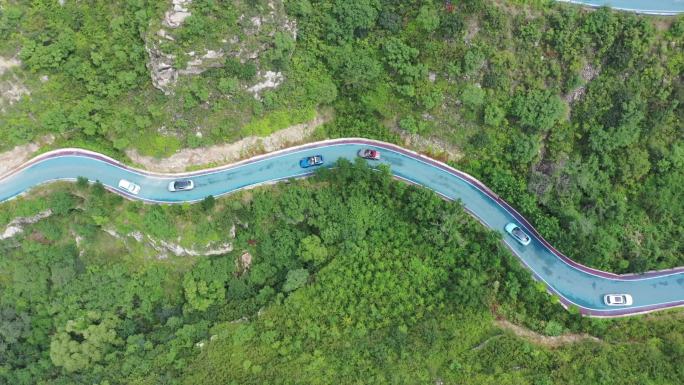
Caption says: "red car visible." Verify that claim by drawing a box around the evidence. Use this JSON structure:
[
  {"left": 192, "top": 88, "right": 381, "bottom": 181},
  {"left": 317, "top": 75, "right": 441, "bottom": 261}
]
[{"left": 358, "top": 149, "right": 381, "bottom": 160}]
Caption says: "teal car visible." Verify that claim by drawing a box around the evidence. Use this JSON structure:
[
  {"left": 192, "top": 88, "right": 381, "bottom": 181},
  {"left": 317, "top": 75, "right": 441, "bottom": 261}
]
[{"left": 505, "top": 223, "right": 531, "bottom": 246}]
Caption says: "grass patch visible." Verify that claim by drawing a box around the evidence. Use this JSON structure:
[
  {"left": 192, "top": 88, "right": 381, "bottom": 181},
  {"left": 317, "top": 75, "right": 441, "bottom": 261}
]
[{"left": 240, "top": 107, "right": 316, "bottom": 137}]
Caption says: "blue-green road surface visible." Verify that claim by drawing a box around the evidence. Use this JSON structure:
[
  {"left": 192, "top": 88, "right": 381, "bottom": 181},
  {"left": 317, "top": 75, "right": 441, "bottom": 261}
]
[{"left": 1, "top": 139, "right": 683, "bottom": 317}]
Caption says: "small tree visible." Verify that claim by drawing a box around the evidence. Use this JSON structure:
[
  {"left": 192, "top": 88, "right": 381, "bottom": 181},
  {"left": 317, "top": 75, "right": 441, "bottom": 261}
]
[
  {"left": 182, "top": 259, "right": 230, "bottom": 312},
  {"left": 416, "top": 5, "right": 440, "bottom": 33},
  {"left": 282, "top": 269, "right": 309, "bottom": 292},
  {"left": 297, "top": 235, "right": 329, "bottom": 266},
  {"left": 510, "top": 89, "right": 566, "bottom": 132},
  {"left": 201, "top": 195, "right": 216, "bottom": 211},
  {"left": 76, "top": 176, "right": 89, "bottom": 189}
]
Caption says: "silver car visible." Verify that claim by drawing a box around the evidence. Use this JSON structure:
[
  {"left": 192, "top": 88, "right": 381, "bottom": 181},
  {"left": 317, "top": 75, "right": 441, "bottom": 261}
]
[{"left": 168, "top": 179, "right": 194, "bottom": 192}]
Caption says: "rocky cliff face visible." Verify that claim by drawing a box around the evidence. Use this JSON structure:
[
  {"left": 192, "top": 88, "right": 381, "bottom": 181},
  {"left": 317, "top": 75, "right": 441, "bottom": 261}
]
[
  {"left": 145, "top": 0, "right": 296, "bottom": 97},
  {"left": 0, "top": 56, "right": 29, "bottom": 113},
  {"left": 163, "top": 0, "right": 192, "bottom": 28}
]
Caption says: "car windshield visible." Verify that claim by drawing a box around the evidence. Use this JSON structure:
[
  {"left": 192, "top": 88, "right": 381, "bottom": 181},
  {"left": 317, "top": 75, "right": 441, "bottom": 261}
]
[
  {"left": 175, "top": 181, "right": 190, "bottom": 188},
  {"left": 512, "top": 227, "right": 529, "bottom": 241}
]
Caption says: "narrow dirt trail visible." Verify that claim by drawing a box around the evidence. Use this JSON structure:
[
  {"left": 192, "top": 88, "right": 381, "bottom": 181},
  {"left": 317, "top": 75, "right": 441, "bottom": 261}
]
[{"left": 495, "top": 319, "right": 601, "bottom": 348}]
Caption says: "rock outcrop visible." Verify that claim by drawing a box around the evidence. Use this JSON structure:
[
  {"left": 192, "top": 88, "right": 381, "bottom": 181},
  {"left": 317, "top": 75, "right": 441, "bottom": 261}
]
[
  {"left": 145, "top": 0, "right": 296, "bottom": 95},
  {"left": 145, "top": 47, "right": 178, "bottom": 93},
  {"left": 103, "top": 228, "right": 233, "bottom": 259},
  {"left": 247, "top": 71, "right": 284, "bottom": 100},
  {"left": 1, "top": 210, "right": 53, "bottom": 240},
  {"left": 163, "top": 0, "right": 193, "bottom": 28}
]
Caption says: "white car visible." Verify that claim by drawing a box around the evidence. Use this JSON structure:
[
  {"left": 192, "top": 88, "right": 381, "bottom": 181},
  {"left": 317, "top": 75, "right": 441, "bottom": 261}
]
[
  {"left": 604, "top": 294, "right": 633, "bottom": 306},
  {"left": 118, "top": 179, "right": 141, "bottom": 195},
  {"left": 168, "top": 179, "right": 194, "bottom": 192},
  {"left": 504, "top": 223, "right": 531, "bottom": 246}
]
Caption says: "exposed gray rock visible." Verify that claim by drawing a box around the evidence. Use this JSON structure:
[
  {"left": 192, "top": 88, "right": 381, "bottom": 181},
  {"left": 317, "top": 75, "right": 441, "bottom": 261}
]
[
  {"left": 247, "top": 71, "right": 284, "bottom": 100},
  {"left": 163, "top": 0, "right": 193, "bottom": 28},
  {"left": 157, "top": 29, "right": 175, "bottom": 41},
  {"left": 1, "top": 210, "right": 53, "bottom": 240},
  {"left": 236, "top": 251, "right": 252, "bottom": 274},
  {"left": 129, "top": 231, "right": 144, "bottom": 242},
  {"left": 564, "top": 63, "right": 600, "bottom": 104},
  {"left": 124, "top": 230, "right": 232, "bottom": 257},
  {"left": 1, "top": 81, "right": 29, "bottom": 106},
  {"left": 146, "top": 32, "right": 225, "bottom": 93},
  {"left": 103, "top": 228, "right": 122, "bottom": 239},
  {"left": 178, "top": 50, "right": 225, "bottom": 77},
  {"left": 145, "top": 0, "right": 296, "bottom": 94},
  {"left": 145, "top": 44, "right": 178, "bottom": 94}
]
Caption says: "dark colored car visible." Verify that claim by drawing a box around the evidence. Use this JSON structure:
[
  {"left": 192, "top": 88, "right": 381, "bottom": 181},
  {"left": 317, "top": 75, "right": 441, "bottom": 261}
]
[
  {"left": 299, "top": 155, "right": 324, "bottom": 168},
  {"left": 358, "top": 149, "right": 381, "bottom": 160},
  {"left": 168, "top": 179, "right": 194, "bottom": 192}
]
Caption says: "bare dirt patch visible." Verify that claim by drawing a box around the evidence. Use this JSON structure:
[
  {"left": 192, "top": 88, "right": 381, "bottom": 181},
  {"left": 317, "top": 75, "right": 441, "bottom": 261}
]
[
  {"left": 393, "top": 128, "right": 464, "bottom": 163},
  {"left": 0, "top": 56, "right": 29, "bottom": 112},
  {"left": 0, "top": 135, "right": 55, "bottom": 178},
  {"left": 496, "top": 319, "right": 601, "bottom": 348},
  {"left": 464, "top": 18, "right": 480, "bottom": 45},
  {"left": 0, "top": 56, "right": 21, "bottom": 76},
  {"left": 126, "top": 112, "right": 330, "bottom": 172},
  {"left": 236, "top": 251, "right": 252, "bottom": 275}
]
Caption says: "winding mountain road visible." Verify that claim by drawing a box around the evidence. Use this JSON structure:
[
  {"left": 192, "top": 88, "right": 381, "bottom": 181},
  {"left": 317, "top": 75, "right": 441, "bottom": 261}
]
[
  {"left": 558, "top": 0, "right": 684, "bottom": 15},
  {"left": 1, "top": 138, "right": 683, "bottom": 317}
]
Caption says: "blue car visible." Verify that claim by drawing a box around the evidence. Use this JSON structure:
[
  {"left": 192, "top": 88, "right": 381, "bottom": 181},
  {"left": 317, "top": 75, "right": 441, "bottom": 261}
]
[{"left": 299, "top": 155, "right": 324, "bottom": 168}]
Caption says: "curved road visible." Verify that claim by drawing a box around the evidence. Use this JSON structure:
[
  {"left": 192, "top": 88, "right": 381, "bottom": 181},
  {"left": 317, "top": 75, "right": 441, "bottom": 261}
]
[
  {"left": 558, "top": 0, "right": 684, "bottom": 15},
  {"left": 1, "top": 138, "right": 683, "bottom": 317}
]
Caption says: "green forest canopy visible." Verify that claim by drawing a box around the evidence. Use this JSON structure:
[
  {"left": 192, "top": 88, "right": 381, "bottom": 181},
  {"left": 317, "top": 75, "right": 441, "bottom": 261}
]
[
  {"left": 1, "top": 1, "right": 683, "bottom": 383},
  {"left": 1, "top": 160, "right": 683, "bottom": 384}
]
